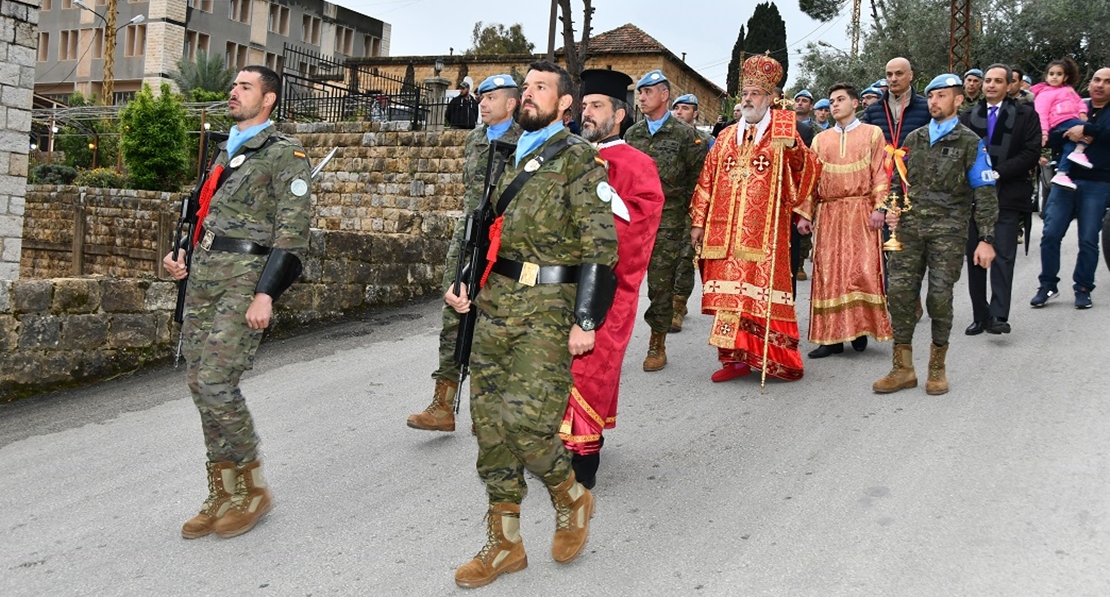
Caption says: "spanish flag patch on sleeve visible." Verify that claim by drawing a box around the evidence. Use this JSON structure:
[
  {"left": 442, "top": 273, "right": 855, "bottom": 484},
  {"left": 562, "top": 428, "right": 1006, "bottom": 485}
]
[
  {"left": 594, "top": 156, "right": 606, "bottom": 167},
  {"left": 293, "top": 150, "right": 307, "bottom": 159}
]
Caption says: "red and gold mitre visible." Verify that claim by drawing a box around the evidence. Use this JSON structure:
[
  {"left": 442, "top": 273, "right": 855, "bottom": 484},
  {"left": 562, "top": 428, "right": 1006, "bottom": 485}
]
[{"left": 742, "top": 54, "right": 783, "bottom": 94}]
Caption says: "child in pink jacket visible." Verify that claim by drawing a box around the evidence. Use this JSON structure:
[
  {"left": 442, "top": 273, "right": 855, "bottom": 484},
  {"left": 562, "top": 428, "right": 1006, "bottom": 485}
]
[{"left": 1032, "top": 57, "right": 1090, "bottom": 189}]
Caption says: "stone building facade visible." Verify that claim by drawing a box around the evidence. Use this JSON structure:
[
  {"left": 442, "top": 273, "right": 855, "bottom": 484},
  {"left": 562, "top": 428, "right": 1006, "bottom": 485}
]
[
  {"left": 1, "top": 0, "right": 38, "bottom": 281},
  {"left": 348, "top": 24, "right": 728, "bottom": 126}
]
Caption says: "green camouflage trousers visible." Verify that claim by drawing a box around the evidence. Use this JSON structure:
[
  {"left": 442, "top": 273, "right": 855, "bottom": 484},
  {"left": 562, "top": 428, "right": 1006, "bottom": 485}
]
[
  {"left": 469, "top": 308, "right": 573, "bottom": 504},
  {"left": 886, "top": 225, "right": 965, "bottom": 346},
  {"left": 645, "top": 226, "right": 689, "bottom": 333},
  {"left": 183, "top": 272, "right": 264, "bottom": 466},
  {"left": 673, "top": 216, "right": 697, "bottom": 298},
  {"left": 433, "top": 225, "right": 464, "bottom": 381}
]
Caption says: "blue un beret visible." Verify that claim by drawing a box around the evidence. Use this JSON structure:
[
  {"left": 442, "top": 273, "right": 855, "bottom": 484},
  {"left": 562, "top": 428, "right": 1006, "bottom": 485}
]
[
  {"left": 794, "top": 89, "right": 813, "bottom": 100},
  {"left": 924, "top": 73, "right": 964, "bottom": 95},
  {"left": 813, "top": 98, "right": 831, "bottom": 110},
  {"left": 873, "top": 79, "right": 889, "bottom": 88},
  {"left": 1023, "top": 75, "right": 1032, "bottom": 84},
  {"left": 477, "top": 74, "right": 517, "bottom": 95},
  {"left": 860, "top": 87, "right": 881, "bottom": 98},
  {"left": 964, "top": 68, "right": 984, "bottom": 79},
  {"left": 672, "top": 94, "right": 698, "bottom": 108},
  {"left": 637, "top": 70, "right": 668, "bottom": 89}
]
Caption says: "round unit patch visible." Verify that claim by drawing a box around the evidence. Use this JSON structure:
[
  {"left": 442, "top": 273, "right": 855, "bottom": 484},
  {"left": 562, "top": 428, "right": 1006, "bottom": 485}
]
[
  {"left": 596, "top": 182, "right": 614, "bottom": 203},
  {"left": 290, "top": 178, "right": 309, "bottom": 197},
  {"left": 229, "top": 154, "right": 246, "bottom": 168}
]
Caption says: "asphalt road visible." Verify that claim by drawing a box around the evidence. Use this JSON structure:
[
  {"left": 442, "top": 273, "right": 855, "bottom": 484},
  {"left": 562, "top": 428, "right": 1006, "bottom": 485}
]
[{"left": 2, "top": 219, "right": 1108, "bottom": 597}]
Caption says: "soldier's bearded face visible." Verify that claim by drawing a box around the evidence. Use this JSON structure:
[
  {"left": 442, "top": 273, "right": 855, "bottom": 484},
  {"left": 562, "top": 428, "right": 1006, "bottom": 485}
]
[
  {"left": 580, "top": 94, "right": 618, "bottom": 142},
  {"left": 927, "top": 88, "right": 961, "bottom": 120},
  {"left": 228, "top": 71, "right": 272, "bottom": 124},
  {"left": 519, "top": 70, "right": 567, "bottom": 132}
]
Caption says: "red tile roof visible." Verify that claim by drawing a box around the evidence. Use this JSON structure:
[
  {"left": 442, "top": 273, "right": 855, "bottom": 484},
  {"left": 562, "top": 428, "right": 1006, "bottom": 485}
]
[{"left": 562, "top": 23, "right": 666, "bottom": 54}]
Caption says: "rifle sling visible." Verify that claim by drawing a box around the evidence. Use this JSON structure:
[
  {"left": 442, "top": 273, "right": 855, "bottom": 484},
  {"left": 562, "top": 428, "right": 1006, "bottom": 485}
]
[
  {"left": 215, "top": 136, "right": 281, "bottom": 190},
  {"left": 493, "top": 135, "right": 583, "bottom": 217}
]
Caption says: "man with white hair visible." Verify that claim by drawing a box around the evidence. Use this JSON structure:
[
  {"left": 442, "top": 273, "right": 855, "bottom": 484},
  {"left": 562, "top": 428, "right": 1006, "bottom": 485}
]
[{"left": 689, "top": 54, "right": 819, "bottom": 383}]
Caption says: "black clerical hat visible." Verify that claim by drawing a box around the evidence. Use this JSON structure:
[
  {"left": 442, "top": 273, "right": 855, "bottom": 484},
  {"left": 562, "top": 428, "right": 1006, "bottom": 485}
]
[{"left": 580, "top": 69, "right": 634, "bottom": 102}]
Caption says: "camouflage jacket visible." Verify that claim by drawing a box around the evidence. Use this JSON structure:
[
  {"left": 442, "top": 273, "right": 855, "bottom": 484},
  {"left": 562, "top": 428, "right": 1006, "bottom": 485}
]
[
  {"left": 193, "top": 124, "right": 312, "bottom": 281},
  {"left": 625, "top": 115, "right": 709, "bottom": 228},
  {"left": 476, "top": 127, "right": 618, "bottom": 318},
  {"left": 901, "top": 122, "right": 998, "bottom": 236}
]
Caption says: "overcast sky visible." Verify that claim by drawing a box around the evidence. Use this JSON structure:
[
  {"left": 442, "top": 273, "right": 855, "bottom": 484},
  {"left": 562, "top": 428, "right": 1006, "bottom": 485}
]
[{"left": 334, "top": 0, "right": 859, "bottom": 89}]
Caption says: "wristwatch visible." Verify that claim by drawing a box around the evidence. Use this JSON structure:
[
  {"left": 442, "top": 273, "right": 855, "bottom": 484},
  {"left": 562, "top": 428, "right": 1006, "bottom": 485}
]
[
  {"left": 979, "top": 235, "right": 994, "bottom": 244},
  {"left": 578, "top": 316, "right": 597, "bottom": 331}
]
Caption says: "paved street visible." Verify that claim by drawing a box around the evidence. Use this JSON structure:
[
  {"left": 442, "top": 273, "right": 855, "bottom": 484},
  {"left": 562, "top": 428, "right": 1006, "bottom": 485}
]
[{"left": 2, "top": 219, "right": 1108, "bottom": 597}]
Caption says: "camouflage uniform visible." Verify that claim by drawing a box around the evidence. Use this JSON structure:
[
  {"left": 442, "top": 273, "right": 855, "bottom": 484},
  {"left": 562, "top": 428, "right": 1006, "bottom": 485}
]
[
  {"left": 672, "top": 127, "right": 714, "bottom": 300},
  {"left": 433, "top": 122, "right": 522, "bottom": 382},
  {"left": 183, "top": 125, "right": 312, "bottom": 465},
  {"left": 625, "top": 115, "right": 709, "bottom": 333},
  {"left": 888, "top": 124, "right": 998, "bottom": 346},
  {"left": 470, "top": 128, "right": 617, "bottom": 504}
]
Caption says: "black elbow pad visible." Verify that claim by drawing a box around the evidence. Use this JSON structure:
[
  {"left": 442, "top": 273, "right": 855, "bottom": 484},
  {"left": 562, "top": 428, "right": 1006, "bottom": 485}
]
[
  {"left": 255, "top": 248, "right": 303, "bottom": 301},
  {"left": 574, "top": 263, "right": 617, "bottom": 331}
]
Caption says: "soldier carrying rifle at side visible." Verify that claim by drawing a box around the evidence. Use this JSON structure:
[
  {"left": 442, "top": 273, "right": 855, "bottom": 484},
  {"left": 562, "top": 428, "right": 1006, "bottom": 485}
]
[
  {"left": 162, "top": 65, "right": 313, "bottom": 540},
  {"left": 406, "top": 74, "right": 523, "bottom": 432}
]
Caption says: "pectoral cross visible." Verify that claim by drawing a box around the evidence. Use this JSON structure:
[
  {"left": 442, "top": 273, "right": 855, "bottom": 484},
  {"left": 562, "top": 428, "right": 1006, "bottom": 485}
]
[{"left": 727, "top": 155, "right": 751, "bottom": 182}]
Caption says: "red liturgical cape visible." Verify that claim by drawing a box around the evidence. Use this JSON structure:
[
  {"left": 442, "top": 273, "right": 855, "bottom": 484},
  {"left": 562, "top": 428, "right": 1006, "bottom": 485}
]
[
  {"left": 560, "top": 141, "right": 664, "bottom": 455},
  {"left": 689, "top": 110, "right": 818, "bottom": 380}
]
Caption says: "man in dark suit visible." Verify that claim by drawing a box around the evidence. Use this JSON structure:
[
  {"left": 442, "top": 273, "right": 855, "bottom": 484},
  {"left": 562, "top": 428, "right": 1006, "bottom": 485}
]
[{"left": 959, "top": 63, "right": 1042, "bottom": 334}]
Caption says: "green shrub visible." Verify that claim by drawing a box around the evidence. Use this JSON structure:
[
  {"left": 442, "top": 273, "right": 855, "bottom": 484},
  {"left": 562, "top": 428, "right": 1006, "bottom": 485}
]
[
  {"left": 29, "top": 163, "right": 78, "bottom": 185},
  {"left": 74, "top": 168, "right": 127, "bottom": 188},
  {"left": 120, "top": 83, "right": 190, "bottom": 191}
]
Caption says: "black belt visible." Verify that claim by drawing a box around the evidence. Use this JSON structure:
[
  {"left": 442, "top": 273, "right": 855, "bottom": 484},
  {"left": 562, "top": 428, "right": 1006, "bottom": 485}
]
[
  {"left": 491, "top": 258, "right": 578, "bottom": 286},
  {"left": 200, "top": 231, "right": 271, "bottom": 255}
]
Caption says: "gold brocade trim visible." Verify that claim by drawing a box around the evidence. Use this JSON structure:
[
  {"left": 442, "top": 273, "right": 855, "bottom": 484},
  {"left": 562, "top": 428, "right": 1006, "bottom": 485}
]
[
  {"left": 703, "top": 279, "right": 795, "bottom": 306},
  {"left": 811, "top": 291, "right": 887, "bottom": 310},
  {"left": 558, "top": 431, "right": 602, "bottom": 443},
  {"left": 570, "top": 385, "right": 606, "bottom": 428},
  {"left": 820, "top": 159, "right": 872, "bottom": 174},
  {"left": 816, "top": 332, "right": 894, "bottom": 344},
  {"left": 732, "top": 247, "right": 766, "bottom": 261}
]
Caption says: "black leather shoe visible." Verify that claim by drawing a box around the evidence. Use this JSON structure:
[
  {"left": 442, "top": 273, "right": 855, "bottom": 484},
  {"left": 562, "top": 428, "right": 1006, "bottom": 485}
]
[
  {"left": 985, "top": 317, "right": 1011, "bottom": 334},
  {"left": 850, "top": 336, "right": 868, "bottom": 352},
  {"left": 965, "top": 321, "right": 986, "bottom": 335},
  {"left": 807, "top": 343, "right": 844, "bottom": 358}
]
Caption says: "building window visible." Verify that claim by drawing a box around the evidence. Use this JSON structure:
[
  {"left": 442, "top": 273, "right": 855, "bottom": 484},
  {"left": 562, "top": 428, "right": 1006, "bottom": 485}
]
[
  {"left": 229, "top": 0, "right": 250, "bottom": 24},
  {"left": 226, "top": 42, "right": 248, "bottom": 70},
  {"left": 183, "top": 30, "right": 210, "bottom": 60},
  {"left": 59, "top": 29, "right": 78, "bottom": 60},
  {"left": 38, "top": 32, "right": 49, "bottom": 61},
  {"left": 87, "top": 28, "right": 104, "bottom": 59},
  {"left": 264, "top": 52, "right": 284, "bottom": 73},
  {"left": 187, "top": 0, "right": 213, "bottom": 12},
  {"left": 42, "top": 0, "right": 52, "bottom": 10},
  {"left": 61, "top": 0, "right": 73, "bottom": 9},
  {"left": 334, "top": 26, "right": 353, "bottom": 55},
  {"left": 301, "top": 15, "right": 320, "bottom": 45},
  {"left": 364, "top": 35, "right": 382, "bottom": 57},
  {"left": 124, "top": 24, "right": 146, "bottom": 57},
  {"left": 268, "top": 4, "right": 290, "bottom": 36}
]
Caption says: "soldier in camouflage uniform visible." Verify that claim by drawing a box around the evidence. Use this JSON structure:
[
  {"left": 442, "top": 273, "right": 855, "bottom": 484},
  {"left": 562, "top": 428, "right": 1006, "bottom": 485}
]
[
  {"left": 163, "top": 66, "right": 311, "bottom": 539},
  {"left": 874, "top": 74, "right": 998, "bottom": 396},
  {"left": 626, "top": 71, "right": 709, "bottom": 370},
  {"left": 668, "top": 93, "right": 713, "bottom": 332},
  {"left": 445, "top": 61, "right": 617, "bottom": 588},
  {"left": 406, "top": 74, "right": 522, "bottom": 432}
]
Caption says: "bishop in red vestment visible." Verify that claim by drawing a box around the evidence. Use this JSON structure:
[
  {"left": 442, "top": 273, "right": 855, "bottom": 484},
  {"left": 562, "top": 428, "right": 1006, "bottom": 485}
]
[
  {"left": 559, "top": 69, "right": 664, "bottom": 489},
  {"left": 690, "top": 55, "right": 819, "bottom": 382}
]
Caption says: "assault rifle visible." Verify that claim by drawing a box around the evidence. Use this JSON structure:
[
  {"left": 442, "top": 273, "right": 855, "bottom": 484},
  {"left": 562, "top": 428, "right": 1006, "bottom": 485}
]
[
  {"left": 172, "top": 130, "right": 227, "bottom": 365},
  {"left": 451, "top": 140, "right": 515, "bottom": 410}
]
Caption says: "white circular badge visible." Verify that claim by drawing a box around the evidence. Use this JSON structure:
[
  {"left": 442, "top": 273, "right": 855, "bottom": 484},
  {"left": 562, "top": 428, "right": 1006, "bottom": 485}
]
[
  {"left": 229, "top": 154, "right": 246, "bottom": 168},
  {"left": 596, "top": 182, "right": 614, "bottom": 203},
  {"left": 290, "top": 178, "right": 308, "bottom": 197}
]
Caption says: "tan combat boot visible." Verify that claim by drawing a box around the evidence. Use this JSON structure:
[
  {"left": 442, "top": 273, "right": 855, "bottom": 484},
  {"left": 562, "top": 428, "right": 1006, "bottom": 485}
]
[
  {"left": 406, "top": 378, "right": 457, "bottom": 432},
  {"left": 925, "top": 343, "right": 949, "bottom": 395},
  {"left": 213, "top": 460, "right": 273, "bottom": 538},
  {"left": 547, "top": 472, "right": 595, "bottom": 563},
  {"left": 872, "top": 344, "right": 918, "bottom": 394},
  {"left": 642, "top": 331, "right": 668, "bottom": 371},
  {"left": 455, "top": 503, "right": 528, "bottom": 588},
  {"left": 181, "top": 460, "right": 237, "bottom": 539},
  {"left": 670, "top": 295, "right": 689, "bottom": 333}
]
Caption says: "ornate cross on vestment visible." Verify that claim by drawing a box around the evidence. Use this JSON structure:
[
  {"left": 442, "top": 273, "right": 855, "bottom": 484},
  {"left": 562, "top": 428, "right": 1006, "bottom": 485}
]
[{"left": 752, "top": 154, "right": 771, "bottom": 173}]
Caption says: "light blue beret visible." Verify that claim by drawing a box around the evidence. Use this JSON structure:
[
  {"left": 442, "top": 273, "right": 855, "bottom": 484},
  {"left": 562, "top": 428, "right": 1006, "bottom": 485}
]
[
  {"left": 814, "top": 98, "right": 831, "bottom": 110},
  {"left": 873, "top": 79, "right": 888, "bottom": 88},
  {"left": 924, "top": 73, "right": 964, "bottom": 95},
  {"left": 860, "top": 87, "right": 881, "bottom": 98},
  {"left": 964, "top": 69, "right": 984, "bottom": 79},
  {"left": 672, "top": 93, "right": 698, "bottom": 107},
  {"left": 477, "top": 74, "right": 517, "bottom": 94},
  {"left": 794, "top": 89, "right": 813, "bottom": 100},
  {"left": 636, "top": 70, "right": 668, "bottom": 89}
]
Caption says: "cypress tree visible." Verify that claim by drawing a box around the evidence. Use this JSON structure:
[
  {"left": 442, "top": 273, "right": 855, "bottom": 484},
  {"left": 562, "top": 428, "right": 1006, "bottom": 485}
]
[
  {"left": 744, "top": 2, "right": 790, "bottom": 87},
  {"left": 726, "top": 25, "right": 746, "bottom": 97}
]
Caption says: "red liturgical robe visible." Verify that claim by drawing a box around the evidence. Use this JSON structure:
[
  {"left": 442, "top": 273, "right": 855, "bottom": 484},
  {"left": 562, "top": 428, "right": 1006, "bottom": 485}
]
[
  {"left": 689, "top": 110, "right": 818, "bottom": 380},
  {"left": 560, "top": 141, "right": 664, "bottom": 455}
]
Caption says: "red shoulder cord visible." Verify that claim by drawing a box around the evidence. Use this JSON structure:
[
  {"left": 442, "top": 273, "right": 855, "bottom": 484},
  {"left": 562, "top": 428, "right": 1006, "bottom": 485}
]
[
  {"left": 192, "top": 163, "right": 225, "bottom": 246},
  {"left": 479, "top": 215, "right": 504, "bottom": 287}
]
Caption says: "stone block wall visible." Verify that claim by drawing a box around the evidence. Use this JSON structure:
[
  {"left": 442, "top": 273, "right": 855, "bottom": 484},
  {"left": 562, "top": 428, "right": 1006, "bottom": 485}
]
[
  {"left": 0, "top": 0, "right": 39, "bottom": 280},
  {"left": 0, "top": 277, "right": 178, "bottom": 398}
]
